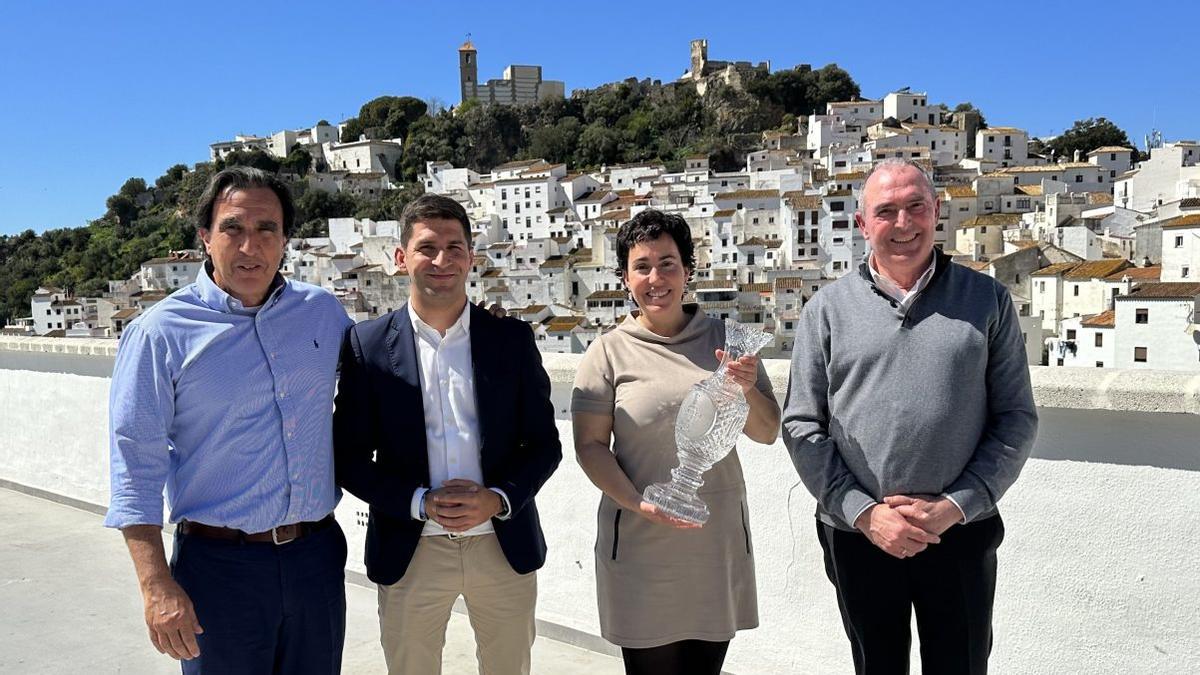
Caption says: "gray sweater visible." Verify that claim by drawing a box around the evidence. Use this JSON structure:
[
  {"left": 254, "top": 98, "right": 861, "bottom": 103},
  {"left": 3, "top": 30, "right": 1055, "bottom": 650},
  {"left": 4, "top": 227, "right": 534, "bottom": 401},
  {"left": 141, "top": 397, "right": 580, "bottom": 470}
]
[{"left": 782, "top": 250, "right": 1038, "bottom": 531}]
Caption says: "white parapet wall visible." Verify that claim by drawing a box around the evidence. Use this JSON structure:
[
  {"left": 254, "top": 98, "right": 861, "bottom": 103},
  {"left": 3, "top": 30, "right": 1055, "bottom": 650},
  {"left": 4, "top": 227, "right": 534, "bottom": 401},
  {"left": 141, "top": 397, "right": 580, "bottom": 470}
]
[{"left": 2, "top": 337, "right": 1199, "bottom": 673}]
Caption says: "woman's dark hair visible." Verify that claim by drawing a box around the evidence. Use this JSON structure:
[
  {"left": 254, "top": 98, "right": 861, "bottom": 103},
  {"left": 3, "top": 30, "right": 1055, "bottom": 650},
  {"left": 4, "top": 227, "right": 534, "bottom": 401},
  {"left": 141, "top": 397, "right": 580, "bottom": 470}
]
[
  {"left": 195, "top": 166, "right": 295, "bottom": 237},
  {"left": 614, "top": 209, "right": 696, "bottom": 279}
]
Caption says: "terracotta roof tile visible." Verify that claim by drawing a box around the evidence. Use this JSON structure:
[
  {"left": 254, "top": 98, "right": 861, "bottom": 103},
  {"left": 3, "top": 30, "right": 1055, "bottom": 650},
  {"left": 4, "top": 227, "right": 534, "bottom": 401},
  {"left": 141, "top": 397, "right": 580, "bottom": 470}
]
[
  {"left": 1063, "top": 259, "right": 1130, "bottom": 280},
  {"left": 1163, "top": 214, "right": 1200, "bottom": 229},
  {"left": 1080, "top": 309, "right": 1116, "bottom": 327},
  {"left": 545, "top": 316, "right": 586, "bottom": 331},
  {"left": 943, "top": 185, "right": 977, "bottom": 198},
  {"left": 1031, "top": 262, "right": 1078, "bottom": 277},
  {"left": 1099, "top": 265, "right": 1156, "bottom": 281},
  {"left": 959, "top": 213, "right": 1022, "bottom": 229},
  {"left": 714, "top": 189, "right": 779, "bottom": 201},
  {"left": 1119, "top": 282, "right": 1200, "bottom": 300}
]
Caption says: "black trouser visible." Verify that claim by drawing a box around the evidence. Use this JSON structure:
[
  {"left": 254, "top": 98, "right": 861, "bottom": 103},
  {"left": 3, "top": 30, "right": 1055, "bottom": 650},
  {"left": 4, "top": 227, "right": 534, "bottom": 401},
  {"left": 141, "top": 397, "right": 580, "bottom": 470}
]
[
  {"left": 621, "top": 639, "right": 731, "bottom": 675},
  {"left": 817, "top": 515, "right": 1004, "bottom": 675}
]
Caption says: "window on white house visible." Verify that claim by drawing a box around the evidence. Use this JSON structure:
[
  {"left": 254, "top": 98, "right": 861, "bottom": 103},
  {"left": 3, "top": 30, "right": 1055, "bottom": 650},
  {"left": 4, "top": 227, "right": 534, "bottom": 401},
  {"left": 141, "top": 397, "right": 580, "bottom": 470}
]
[{"left": 1134, "top": 347, "right": 1147, "bottom": 362}]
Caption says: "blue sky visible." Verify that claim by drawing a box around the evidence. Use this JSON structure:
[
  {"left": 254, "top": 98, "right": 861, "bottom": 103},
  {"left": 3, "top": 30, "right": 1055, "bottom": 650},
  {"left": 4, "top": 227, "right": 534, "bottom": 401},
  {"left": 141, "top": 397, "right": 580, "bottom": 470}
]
[{"left": 2, "top": 0, "right": 1197, "bottom": 236}]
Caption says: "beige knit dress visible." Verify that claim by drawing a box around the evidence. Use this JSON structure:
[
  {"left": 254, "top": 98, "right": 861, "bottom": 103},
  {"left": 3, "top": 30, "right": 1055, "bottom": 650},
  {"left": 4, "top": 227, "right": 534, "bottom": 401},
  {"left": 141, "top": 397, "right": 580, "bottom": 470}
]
[{"left": 571, "top": 306, "right": 774, "bottom": 649}]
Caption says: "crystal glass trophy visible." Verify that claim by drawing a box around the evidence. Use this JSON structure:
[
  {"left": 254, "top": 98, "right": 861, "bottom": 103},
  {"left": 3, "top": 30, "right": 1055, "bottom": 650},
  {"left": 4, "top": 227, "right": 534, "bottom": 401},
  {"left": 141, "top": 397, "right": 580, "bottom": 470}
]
[{"left": 643, "top": 319, "right": 773, "bottom": 525}]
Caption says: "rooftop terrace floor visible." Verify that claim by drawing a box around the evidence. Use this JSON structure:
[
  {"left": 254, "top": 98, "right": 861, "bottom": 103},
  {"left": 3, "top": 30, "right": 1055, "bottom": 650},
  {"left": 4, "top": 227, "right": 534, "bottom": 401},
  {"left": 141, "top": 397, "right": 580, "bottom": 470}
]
[{"left": 0, "top": 487, "right": 623, "bottom": 674}]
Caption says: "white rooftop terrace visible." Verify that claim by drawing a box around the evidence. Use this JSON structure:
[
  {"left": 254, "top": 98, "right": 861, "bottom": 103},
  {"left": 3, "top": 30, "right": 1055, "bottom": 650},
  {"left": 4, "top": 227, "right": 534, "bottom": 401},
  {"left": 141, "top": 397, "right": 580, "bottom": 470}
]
[{"left": 1, "top": 336, "right": 1198, "bottom": 674}]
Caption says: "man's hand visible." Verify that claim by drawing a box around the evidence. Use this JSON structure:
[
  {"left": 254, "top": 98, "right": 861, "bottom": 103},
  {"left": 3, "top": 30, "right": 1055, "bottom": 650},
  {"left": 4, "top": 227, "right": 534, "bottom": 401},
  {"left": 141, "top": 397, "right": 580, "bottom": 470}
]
[
  {"left": 854, "top": 503, "right": 941, "bottom": 559},
  {"left": 716, "top": 349, "right": 758, "bottom": 395},
  {"left": 121, "top": 525, "right": 203, "bottom": 661},
  {"left": 884, "top": 494, "right": 963, "bottom": 537},
  {"left": 637, "top": 500, "right": 703, "bottom": 529},
  {"left": 141, "top": 575, "right": 203, "bottom": 660},
  {"left": 426, "top": 479, "right": 503, "bottom": 532}
]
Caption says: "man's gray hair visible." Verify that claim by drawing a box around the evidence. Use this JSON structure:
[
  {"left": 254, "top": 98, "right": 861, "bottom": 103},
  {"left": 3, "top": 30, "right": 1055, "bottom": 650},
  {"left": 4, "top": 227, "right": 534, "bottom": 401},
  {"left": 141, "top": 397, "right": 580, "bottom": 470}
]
[{"left": 857, "top": 158, "right": 938, "bottom": 215}]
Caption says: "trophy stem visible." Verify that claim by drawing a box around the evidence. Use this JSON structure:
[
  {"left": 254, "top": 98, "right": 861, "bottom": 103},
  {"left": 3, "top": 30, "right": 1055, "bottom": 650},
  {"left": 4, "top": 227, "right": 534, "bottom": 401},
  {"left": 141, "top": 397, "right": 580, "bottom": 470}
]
[
  {"left": 671, "top": 459, "right": 708, "bottom": 493},
  {"left": 644, "top": 456, "right": 712, "bottom": 525}
]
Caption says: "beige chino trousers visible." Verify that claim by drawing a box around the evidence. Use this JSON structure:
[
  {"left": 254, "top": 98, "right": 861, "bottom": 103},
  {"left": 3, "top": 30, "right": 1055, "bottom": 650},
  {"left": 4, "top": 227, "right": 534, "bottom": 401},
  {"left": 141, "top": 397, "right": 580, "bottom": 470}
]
[{"left": 377, "top": 533, "right": 537, "bottom": 675}]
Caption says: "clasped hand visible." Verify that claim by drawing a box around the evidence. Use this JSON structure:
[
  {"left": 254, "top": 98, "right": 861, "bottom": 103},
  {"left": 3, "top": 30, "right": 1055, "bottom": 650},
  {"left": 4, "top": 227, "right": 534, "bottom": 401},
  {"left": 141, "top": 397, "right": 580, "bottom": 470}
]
[
  {"left": 425, "top": 479, "right": 503, "bottom": 532},
  {"left": 855, "top": 494, "right": 962, "bottom": 560}
]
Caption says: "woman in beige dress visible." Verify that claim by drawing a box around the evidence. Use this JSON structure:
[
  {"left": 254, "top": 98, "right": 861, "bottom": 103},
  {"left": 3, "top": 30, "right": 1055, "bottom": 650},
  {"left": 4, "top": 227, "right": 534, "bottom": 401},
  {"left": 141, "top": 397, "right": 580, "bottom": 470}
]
[{"left": 571, "top": 209, "right": 780, "bottom": 675}]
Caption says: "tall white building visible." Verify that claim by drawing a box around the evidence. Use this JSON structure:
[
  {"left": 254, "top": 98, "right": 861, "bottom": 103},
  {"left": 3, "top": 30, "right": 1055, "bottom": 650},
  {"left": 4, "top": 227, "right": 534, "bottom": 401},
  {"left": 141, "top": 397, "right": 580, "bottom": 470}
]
[{"left": 975, "top": 127, "right": 1031, "bottom": 168}]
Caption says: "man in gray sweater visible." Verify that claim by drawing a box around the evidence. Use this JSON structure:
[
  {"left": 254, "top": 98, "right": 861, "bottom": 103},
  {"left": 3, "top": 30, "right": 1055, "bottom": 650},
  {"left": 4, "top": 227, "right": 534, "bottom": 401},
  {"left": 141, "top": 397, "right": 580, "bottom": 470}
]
[{"left": 783, "top": 159, "right": 1038, "bottom": 675}]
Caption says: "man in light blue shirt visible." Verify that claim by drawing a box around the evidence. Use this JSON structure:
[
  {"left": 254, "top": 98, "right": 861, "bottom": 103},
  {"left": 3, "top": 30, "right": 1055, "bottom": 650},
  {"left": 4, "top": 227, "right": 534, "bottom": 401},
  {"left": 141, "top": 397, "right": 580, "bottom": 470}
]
[{"left": 105, "top": 167, "right": 353, "bottom": 673}]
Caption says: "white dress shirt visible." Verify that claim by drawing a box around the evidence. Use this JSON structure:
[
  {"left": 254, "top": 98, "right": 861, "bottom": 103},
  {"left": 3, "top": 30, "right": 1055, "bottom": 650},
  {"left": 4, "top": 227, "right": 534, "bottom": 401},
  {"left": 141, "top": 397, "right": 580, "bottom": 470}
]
[
  {"left": 868, "top": 252, "right": 937, "bottom": 312},
  {"left": 406, "top": 302, "right": 510, "bottom": 537}
]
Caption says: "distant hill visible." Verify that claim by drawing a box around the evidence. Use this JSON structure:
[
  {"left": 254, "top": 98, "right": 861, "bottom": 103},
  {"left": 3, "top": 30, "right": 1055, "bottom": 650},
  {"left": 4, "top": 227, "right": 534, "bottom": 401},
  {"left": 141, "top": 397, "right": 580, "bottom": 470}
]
[{"left": 0, "top": 61, "right": 862, "bottom": 325}]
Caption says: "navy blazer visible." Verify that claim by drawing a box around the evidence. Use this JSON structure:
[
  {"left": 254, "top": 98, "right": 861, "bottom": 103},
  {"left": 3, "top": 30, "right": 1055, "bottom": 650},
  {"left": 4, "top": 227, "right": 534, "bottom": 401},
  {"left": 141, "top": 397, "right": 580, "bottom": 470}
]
[{"left": 333, "top": 303, "right": 562, "bottom": 585}]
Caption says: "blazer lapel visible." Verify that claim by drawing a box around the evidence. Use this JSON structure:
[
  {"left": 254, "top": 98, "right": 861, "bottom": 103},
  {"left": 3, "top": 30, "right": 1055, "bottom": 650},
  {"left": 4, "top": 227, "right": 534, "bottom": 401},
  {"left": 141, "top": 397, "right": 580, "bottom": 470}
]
[
  {"left": 387, "top": 306, "right": 421, "bottom": 388},
  {"left": 386, "top": 306, "right": 429, "bottom": 479},
  {"left": 469, "top": 304, "right": 498, "bottom": 453}
]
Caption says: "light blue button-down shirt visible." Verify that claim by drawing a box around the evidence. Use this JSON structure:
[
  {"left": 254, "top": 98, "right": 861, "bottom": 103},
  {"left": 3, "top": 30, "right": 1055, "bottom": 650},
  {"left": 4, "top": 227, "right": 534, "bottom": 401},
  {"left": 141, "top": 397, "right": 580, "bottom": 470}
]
[{"left": 104, "top": 263, "right": 353, "bottom": 532}]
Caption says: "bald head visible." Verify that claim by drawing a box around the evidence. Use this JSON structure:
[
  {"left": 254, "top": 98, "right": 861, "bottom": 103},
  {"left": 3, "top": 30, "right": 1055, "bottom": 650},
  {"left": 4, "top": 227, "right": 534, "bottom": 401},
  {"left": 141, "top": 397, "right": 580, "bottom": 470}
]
[{"left": 858, "top": 159, "right": 937, "bottom": 216}]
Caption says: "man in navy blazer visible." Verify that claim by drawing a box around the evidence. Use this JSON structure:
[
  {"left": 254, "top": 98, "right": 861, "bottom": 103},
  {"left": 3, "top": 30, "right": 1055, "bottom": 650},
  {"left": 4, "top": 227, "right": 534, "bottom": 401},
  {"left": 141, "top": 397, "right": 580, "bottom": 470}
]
[{"left": 333, "top": 194, "right": 561, "bottom": 675}]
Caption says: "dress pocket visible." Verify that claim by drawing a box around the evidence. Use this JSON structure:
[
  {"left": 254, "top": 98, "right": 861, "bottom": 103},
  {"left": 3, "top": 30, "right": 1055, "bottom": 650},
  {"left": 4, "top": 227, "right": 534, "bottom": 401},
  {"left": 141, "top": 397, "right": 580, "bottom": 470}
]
[{"left": 611, "top": 509, "right": 622, "bottom": 561}]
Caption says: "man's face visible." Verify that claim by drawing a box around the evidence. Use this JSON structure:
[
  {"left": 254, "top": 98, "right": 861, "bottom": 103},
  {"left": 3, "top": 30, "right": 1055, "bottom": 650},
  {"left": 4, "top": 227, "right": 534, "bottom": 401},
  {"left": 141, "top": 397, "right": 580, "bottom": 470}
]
[
  {"left": 396, "top": 218, "right": 471, "bottom": 306},
  {"left": 854, "top": 166, "right": 939, "bottom": 274},
  {"left": 198, "top": 187, "right": 287, "bottom": 306}
]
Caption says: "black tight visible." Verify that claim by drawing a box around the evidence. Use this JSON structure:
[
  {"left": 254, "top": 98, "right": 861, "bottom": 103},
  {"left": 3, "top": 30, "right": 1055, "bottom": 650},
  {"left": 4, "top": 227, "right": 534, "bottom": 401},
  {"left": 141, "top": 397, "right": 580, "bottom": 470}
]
[{"left": 621, "top": 639, "right": 731, "bottom": 675}]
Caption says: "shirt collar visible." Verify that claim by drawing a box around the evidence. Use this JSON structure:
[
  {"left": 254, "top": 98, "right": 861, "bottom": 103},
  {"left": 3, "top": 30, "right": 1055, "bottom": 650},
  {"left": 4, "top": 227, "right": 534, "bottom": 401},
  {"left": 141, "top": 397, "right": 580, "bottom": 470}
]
[
  {"left": 196, "top": 260, "right": 286, "bottom": 314},
  {"left": 408, "top": 299, "right": 472, "bottom": 340},
  {"left": 868, "top": 252, "right": 937, "bottom": 299}
]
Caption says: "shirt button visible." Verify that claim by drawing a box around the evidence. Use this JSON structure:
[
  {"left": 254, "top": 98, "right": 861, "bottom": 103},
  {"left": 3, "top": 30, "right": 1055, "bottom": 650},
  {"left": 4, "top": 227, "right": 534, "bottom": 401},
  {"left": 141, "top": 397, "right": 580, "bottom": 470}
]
[
  {"left": 287, "top": 431, "right": 294, "bottom": 438},
  {"left": 271, "top": 353, "right": 278, "bottom": 359},
  {"left": 278, "top": 391, "right": 287, "bottom": 398}
]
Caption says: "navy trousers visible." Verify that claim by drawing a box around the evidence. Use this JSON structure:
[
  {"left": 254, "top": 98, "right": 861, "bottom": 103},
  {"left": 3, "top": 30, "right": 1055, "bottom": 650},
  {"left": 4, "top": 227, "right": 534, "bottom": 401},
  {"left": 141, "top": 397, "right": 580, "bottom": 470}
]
[
  {"left": 170, "top": 520, "right": 348, "bottom": 674},
  {"left": 817, "top": 515, "right": 1004, "bottom": 675}
]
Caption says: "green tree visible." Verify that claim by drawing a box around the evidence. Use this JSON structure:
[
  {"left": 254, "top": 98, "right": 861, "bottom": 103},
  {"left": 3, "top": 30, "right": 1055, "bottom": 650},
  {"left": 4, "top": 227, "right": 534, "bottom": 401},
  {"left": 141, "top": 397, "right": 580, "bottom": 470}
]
[
  {"left": 281, "top": 145, "right": 313, "bottom": 176},
  {"left": 155, "top": 164, "right": 189, "bottom": 190},
  {"left": 952, "top": 102, "right": 987, "bottom": 129},
  {"left": 1047, "top": 118, "right": 1135, "bottom": 162},
  {"left": 805, "top": 64, "right": 860, "bottom": 112},
  {"left": 355, "top": 183, "right": 425, "bottom": 222},
  {"left": 294, "top": 219, "right": 328, "bottom": 238},
  {"left": 118, "top": 177, "right": 147, "bottom": 199},
  {"left": 458, "top": 104, "right": 523, "bottom": 171},
  {"left": 341, "top": 95, "right": 428, "bottom": 141},
  {"left": 221, "top": 149, "right": 281, "bottom": 173},
  {"left": 295, "top": 189, "right": 358, "bottom": 223},
  {"left": 398, "top": 112, "right": 463, "bottom": 182},
  {"left": 105, "top": 194, "right": 138, "bottom": 227},
  {"left": 524, "top": 116, "right": 581, "bottom": 164},
  {"left": 575, "top": 123, "right": 621, "bottom": 167}
]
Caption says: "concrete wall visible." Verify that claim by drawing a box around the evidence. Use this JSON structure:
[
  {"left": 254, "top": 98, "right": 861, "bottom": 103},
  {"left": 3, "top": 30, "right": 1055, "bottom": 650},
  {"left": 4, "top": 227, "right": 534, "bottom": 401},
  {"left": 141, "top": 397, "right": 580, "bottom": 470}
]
[{"left": 2, "top": 338, "right": 1199, "bottom": 674}]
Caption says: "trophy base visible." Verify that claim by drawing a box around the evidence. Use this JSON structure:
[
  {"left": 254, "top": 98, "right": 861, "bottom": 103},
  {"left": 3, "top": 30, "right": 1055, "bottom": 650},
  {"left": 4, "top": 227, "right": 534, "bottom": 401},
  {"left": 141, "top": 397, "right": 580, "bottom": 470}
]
[{"left": 643, "top": 482, "right": 710, "bottom": 525}]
